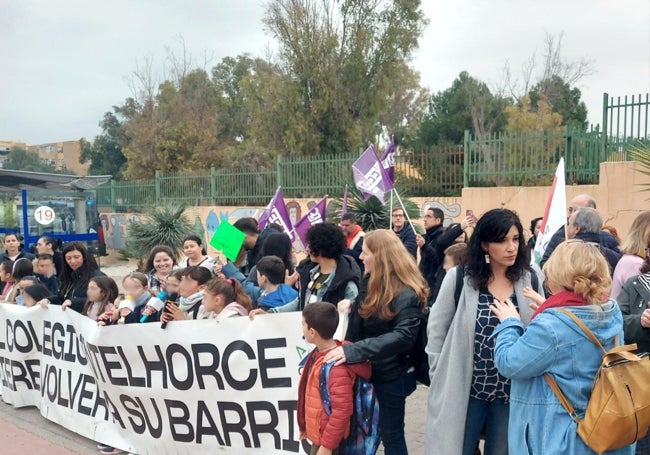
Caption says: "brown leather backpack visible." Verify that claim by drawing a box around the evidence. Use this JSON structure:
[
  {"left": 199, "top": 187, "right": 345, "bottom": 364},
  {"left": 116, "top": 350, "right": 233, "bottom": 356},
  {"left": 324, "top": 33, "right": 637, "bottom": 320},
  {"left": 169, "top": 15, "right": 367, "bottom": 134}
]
[{"left": 544, "top": 309, "right": 650, "bottom": 454}]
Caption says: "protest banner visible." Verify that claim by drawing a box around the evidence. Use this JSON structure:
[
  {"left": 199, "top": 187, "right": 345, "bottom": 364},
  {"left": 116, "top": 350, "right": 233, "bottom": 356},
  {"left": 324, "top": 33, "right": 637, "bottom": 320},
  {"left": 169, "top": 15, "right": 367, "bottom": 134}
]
[
  {"left": 533, "top": 157, "right": 567, "bottom": 265},
  {"left": 0, "top": 304, "right": 312, "bottom": 454}
]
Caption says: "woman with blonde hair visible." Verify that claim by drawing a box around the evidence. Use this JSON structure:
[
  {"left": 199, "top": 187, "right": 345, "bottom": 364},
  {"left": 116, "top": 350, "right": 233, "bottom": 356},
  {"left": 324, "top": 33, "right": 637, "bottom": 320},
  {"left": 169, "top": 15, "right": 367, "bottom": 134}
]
[
  {"left": 612, "top": 211, "right": 650, "bottom": 298},
  {"left": 324, "top": 229, "right": 428, "bottom": 455},
  {"left": 490, "top": 241, "right": 633, "bottom": 454}
]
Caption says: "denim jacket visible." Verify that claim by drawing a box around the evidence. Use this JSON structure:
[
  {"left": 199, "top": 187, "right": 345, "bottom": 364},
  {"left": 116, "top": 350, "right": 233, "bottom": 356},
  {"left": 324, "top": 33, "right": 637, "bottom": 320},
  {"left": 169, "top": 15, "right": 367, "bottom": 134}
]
[{"left": 493, "top": 301, "right": 635, "bottom": 455}]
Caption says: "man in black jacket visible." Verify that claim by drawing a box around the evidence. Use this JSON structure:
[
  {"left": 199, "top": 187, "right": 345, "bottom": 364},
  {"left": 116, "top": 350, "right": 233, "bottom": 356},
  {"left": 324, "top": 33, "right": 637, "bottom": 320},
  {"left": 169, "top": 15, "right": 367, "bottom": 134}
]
[
  {"left": 416, "top": 207, "right": 444, "bottom": 289},
  {"left": 540, "top": 194, "right": 619, "bottom": 267},
  {"left": 566, "top": 207, "right": 621, "bottom": 275}
]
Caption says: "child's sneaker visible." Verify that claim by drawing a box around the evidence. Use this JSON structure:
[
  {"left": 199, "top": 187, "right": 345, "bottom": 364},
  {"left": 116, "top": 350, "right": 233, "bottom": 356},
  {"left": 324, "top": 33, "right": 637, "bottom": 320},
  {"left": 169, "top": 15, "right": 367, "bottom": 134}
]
[{"left": 100, "top": 447, "right": 125, "bottom": 455}]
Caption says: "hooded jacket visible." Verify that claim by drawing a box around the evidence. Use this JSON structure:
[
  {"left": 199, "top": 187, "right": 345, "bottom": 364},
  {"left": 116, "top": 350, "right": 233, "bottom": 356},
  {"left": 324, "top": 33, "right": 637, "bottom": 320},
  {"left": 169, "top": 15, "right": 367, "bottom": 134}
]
[
  {"left": 296, "top": 255, "right": 361, "bottom": 311},
  {"left": 297, "top": 340, "right": 372, "bottom": 450},
  {"left": 492, "top": 301, "right": 632, "bottom": 455}
]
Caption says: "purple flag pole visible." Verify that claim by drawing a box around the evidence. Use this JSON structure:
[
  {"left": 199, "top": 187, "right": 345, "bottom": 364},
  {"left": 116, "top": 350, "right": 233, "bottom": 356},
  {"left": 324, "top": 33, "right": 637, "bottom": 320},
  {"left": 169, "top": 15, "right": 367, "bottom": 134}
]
[{"left": 380, "top": 139, "right": 396, "bottom": 191}]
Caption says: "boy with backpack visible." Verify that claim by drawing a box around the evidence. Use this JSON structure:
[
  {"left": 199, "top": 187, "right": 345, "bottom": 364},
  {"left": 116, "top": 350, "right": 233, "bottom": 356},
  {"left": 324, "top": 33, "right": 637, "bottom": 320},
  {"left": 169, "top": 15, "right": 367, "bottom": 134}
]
[{"left": 297, "top": 302, "right": 372, "bottom": 455}]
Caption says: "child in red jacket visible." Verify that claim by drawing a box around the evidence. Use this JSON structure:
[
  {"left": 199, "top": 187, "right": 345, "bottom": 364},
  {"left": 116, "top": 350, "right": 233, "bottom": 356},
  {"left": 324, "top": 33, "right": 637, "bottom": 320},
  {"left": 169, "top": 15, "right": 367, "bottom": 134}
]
[{"left": 297, "top": 302, "right": 372, "bottom": 455}]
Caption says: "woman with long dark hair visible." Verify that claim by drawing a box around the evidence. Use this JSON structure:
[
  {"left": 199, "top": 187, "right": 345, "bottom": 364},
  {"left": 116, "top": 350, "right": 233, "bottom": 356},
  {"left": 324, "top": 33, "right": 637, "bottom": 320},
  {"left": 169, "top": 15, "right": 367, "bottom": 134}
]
[
  {"left": 324, "top": 229, "right": 428, "bottom": 454},
  {"left": 143, "top": 245, "right": 177, "bottom": 293},
  {"left": 425, "top": 208, "right": 542, "bottom": 455},
  {"left": 39, "top": 241, "right": 104, "bottom": 313}
]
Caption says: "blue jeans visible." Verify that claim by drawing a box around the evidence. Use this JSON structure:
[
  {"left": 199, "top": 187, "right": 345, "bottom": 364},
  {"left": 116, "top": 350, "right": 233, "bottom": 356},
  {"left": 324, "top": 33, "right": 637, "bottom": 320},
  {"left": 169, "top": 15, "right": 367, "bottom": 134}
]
[
  {"left": 462, "top": 397, "right": 509, "bottom": 455},
  {"left": 373, "top": 371, "right": 417, "bottom": 455}
]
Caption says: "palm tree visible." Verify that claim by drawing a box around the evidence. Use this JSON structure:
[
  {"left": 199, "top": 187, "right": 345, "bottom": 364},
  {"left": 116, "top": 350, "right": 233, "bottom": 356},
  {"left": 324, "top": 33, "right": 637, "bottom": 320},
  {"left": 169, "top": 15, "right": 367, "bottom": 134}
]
[
  {"left": 126, "top": 203, "right": 194, "bottom": 269},
  {"left": 629, "top": 142, "right": 650, "bottom": 198},
  {"left": 330, "top": 187, "right": 422, "bottom": 232}
]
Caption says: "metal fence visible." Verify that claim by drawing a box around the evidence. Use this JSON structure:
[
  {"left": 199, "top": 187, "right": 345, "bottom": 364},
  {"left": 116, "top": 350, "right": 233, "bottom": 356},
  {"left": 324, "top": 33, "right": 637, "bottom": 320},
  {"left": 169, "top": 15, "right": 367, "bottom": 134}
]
[
  {"left": 96, "top": 146, "right": 463, "bottom": 210},
  {"left": 462, "top": 125, "right": 612, "bottom": 187},
  {"left": 602, "top": 92, "right": 650, "bottom": 159},
  {"left": 96, "top": 92, "right": 648, "bottom": 209}
]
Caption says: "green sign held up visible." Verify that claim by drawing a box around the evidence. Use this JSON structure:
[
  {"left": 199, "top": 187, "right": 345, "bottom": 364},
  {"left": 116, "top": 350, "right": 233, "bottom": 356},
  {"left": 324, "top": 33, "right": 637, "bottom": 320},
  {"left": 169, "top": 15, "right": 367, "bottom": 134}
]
[{"left": 209, "top": 220, "right": 245, "bottom": 262}]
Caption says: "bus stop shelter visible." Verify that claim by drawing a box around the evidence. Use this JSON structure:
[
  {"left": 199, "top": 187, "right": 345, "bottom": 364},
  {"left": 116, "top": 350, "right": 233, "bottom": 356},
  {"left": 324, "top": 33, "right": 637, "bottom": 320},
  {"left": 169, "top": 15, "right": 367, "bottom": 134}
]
[{"left": 0, "top": 169, "right": 111, "bottom": 252}]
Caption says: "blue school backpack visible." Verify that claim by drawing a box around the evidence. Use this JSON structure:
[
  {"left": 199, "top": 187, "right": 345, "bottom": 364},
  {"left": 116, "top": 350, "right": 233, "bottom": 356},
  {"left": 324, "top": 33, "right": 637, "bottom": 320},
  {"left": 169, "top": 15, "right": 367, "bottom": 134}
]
[{"left": 319, "top": 361, "right": 380, "bottom": 455}]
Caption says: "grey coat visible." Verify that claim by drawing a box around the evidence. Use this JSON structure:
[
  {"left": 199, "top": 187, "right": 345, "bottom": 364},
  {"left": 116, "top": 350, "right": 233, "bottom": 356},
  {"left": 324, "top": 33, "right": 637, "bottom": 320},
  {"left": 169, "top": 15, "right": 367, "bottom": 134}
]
[
  {"left": 425, "top": 266, "right": 538, "bottom": 455},
  {"left": 616, "top": 272, "right": 650, "bottom": 353}
]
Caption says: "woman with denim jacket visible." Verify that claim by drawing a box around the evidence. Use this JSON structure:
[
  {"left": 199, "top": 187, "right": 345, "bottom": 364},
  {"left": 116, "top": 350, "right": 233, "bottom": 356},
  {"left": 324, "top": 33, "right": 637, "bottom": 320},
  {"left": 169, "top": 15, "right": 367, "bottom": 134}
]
[{"left": 491, "top": 241, "right": 634, "bottom": 454}]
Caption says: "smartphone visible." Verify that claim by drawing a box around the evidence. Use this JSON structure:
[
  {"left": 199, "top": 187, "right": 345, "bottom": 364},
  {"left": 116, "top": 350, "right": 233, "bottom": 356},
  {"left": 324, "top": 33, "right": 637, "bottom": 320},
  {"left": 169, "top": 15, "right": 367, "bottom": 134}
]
[{"left": 466, "top": 209, "right": 474, "bottom": 217}]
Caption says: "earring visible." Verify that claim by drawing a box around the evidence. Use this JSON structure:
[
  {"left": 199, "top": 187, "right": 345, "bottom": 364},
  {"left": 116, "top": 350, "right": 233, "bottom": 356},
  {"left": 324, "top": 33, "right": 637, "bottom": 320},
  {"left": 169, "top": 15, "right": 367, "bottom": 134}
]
[{"left": 484, "top": 253, "right": 490, "bottom": 264}]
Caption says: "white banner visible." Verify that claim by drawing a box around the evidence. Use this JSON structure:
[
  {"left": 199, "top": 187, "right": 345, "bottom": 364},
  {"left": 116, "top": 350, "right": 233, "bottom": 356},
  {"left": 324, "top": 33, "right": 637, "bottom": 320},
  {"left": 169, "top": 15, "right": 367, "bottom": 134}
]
[{"left": 0, "top": 304, "right": 312, "bottom": 454}]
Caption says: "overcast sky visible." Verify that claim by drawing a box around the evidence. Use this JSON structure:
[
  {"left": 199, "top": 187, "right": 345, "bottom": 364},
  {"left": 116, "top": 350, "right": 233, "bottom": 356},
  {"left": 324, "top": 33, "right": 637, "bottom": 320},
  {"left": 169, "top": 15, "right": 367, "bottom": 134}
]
[{"left": 1, "top": 0, "right": 648, "bottom": 145}]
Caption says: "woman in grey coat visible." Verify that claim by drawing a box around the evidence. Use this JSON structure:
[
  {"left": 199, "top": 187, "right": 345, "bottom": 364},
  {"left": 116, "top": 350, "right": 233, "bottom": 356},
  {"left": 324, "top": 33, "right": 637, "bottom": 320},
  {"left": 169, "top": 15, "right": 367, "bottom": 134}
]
[{"left": 425, "top": 209, "right": 541, "bottom": 455}]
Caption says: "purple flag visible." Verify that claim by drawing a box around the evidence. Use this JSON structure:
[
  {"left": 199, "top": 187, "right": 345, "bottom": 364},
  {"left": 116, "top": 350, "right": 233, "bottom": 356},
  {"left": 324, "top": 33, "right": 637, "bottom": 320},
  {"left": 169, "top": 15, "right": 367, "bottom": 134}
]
[
  {"left": 341, "top": 184, "right": 349, "bottom": 216},
  {"left": 257, "top": 187, "right": 294, "bottom": 240},
  {"left": 352, "top": 145, "right": 389, "bottom": 203},
  {"left": 380, "top": 140, "right": 396, "bottom": 191},
  {"left": 292, "top": 196, "right": 327, "bottom": 252}
]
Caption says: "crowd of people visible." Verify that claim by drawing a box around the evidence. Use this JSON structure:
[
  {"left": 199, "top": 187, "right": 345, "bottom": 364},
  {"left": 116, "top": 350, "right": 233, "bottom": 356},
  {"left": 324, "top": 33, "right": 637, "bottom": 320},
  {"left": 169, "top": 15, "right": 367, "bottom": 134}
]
[{"left": 0, "top": 195, "right": 648, "bottom": 455}]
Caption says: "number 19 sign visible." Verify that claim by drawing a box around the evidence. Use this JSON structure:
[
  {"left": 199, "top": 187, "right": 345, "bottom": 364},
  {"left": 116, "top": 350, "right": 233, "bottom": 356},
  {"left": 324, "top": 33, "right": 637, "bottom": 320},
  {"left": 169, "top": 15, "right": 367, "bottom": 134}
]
[{"left": 34, "top": 205, "right": 56, "bottom": 225}]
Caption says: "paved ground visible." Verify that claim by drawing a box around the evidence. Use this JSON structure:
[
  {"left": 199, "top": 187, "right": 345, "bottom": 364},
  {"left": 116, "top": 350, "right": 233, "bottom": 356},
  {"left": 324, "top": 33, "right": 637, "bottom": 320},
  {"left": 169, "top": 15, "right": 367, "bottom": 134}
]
[{"left": 0, "top": 258, "right": 430, "bottom": 454}]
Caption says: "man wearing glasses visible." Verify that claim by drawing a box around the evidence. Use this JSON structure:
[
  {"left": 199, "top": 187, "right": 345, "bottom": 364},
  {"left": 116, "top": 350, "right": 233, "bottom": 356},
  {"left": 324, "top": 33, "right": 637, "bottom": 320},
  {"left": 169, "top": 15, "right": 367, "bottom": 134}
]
[
  {"left": 391, "top": 207, "right": 417, "bottom": 259},
  {"left": 540, "top": 194, "right": 620, "bottom": 267}
]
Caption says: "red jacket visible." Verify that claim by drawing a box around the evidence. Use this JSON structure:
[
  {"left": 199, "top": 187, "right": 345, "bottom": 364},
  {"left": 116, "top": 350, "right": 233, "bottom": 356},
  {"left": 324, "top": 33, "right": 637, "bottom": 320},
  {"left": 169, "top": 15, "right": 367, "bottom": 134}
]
[{"left": 297, "top": 341, "right": 372, "bottom": 450}]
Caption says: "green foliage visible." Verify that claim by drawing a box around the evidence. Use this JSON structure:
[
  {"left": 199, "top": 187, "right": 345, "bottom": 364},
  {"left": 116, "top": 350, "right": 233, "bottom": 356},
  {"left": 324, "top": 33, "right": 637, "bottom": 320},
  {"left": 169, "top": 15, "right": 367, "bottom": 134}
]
[
  {"left": 629, "top": 142, "right": 650, "bottom": 198},
  {"left": 79, "top": 111, "right": 127, "bottom": 178},
  {"left": 2, "top": 199, "right": 18, "bottom": 228},
  {"left": 125, "top": 204, "right": 194, "bottom": 269},
  {"left": 3, "top": 147, "right": 61, "bottom": 173},
  {"left": 262, "top": 0, "right": 428, "bottom": 155},
  {"left": 415, "top": 71, "right": 510, "bottom": 146},
  {"left": 331, "top": 186, "right": 420, "bottom": 232},
  {"left": 529, "top": 75, "right": 587, "bottom": 129}
]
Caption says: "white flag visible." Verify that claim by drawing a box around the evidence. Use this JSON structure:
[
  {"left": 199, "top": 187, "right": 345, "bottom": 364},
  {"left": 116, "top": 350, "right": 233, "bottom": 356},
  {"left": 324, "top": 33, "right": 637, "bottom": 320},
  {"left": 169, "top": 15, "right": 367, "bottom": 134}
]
[{"left": 533, "top": 158, "right": 566, "bottom": 265}]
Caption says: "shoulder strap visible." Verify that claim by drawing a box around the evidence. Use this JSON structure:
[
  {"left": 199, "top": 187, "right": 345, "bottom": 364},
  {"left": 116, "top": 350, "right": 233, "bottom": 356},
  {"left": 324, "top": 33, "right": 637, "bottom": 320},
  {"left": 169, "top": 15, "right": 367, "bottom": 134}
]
[
  {"left": 544, "top": 373, "right": 581, "bottom": 424},
  {"left": 454, "top": 265, "right": 464, "bottom": 308},
  {"left": 556, "top": 308, "right": 607, "bottom": 353},
  {"left": 319, "top": 361, "right": 334, "bottom": 416}
]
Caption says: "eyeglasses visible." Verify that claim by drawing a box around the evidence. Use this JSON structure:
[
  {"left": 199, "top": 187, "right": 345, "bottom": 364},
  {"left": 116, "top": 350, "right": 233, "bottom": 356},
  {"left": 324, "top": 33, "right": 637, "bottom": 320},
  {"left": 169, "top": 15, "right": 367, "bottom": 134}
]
[{"left": 392, "top": 214, "right": 404, "bottom": 218}]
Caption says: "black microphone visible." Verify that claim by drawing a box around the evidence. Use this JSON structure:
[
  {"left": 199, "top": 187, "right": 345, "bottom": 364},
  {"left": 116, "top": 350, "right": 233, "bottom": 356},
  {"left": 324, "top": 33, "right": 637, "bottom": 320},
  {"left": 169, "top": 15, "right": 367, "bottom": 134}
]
[{"left": 160, "top": 293, "right": 179, "bottom": 329}]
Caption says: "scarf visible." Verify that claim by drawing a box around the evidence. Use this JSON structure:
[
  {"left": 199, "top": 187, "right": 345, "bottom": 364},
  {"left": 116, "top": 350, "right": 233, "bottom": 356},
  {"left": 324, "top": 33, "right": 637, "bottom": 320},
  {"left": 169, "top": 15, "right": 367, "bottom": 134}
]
[
  {"left": 638, "top": 272, "right": 650, "bottom": 294},
  {"left": 531, "top": 290, "right": 590, "bottom": 321},
  {"left": 179, "top": 291, "right": 204, "bottom": 313},
  {"left": 346, "top": 225, "right": 363, "bottom": 248}
]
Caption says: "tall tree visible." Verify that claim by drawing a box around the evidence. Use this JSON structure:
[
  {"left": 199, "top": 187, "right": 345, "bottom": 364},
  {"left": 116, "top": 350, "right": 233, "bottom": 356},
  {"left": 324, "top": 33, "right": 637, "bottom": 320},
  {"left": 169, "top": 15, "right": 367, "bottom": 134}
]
[
  {"left": 415, "top": 71, "right": 510, "bottom": 146},
  {"left": 3, "top": 147, "right": 60, "bottom": 173},
  {"left": 262, "top": 0, "right": 428, "bottom": 155},
  {"left": 80, "top": 111, "right": 127, "bottom": 177}
]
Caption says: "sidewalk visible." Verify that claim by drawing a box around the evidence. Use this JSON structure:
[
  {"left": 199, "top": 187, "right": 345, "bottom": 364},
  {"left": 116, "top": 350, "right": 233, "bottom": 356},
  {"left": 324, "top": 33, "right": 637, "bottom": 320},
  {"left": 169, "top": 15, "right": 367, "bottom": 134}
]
[{"left": 0, "top": 400, "right": 97, "bottom": 454}]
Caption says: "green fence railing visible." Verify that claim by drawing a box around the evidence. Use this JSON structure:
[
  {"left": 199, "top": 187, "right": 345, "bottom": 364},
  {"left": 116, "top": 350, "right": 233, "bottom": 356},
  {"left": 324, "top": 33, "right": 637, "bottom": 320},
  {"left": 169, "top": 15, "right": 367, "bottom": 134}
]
[
  {"left": 96, "top": 91, "right": 648, "bottom": 210},
  {"left": 96, "top": 146, "right": 464, "bottom": 210}
]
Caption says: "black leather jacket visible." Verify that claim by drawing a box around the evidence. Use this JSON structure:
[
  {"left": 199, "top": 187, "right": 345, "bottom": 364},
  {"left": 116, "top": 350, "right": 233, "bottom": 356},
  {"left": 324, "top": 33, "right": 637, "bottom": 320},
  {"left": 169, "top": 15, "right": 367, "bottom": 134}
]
[{"left": 344, "top": 284, "right": 421, "bottom": 383}]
